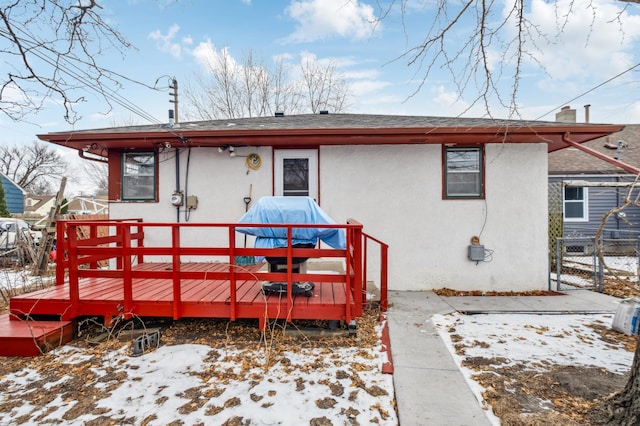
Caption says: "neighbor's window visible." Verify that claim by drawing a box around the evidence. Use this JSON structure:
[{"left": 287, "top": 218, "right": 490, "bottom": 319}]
[
  {"left": 122, "top": 152, "right": 156, "bottom": 201},
  {"left": 444, "top": 146, "right": 484, "bottom": 198},
  {"left": 563, "top": 186, "right": 588, "bottom": 221}
]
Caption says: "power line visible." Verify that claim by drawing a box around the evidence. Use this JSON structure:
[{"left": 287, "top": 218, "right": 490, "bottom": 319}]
[
  {"left": 0, "top": 26, "right": 164, "bottom": 126},
  {"left": 535, "top": 62, "right": 640, "bottom": 121}
]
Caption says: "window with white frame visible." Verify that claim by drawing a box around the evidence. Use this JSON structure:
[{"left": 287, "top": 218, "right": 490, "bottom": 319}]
[
  {"left": 563, "top": 186, "right": 588, "bottom": 221},
  {"left": 444, "top": 146, "right": 484, "bottom": 198},
  {"left": 122, "top": 152, "right": 156, "bottom": 201}
]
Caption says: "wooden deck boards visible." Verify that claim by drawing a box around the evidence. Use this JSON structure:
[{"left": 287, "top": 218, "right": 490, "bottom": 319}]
[{"left": 9, "top": 262, "right": 357, "bottom": 324}]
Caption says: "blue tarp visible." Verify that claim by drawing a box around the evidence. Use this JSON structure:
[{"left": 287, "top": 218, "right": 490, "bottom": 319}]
[{"left": 236, "top": 196, "right": 346, "bottom": 249}]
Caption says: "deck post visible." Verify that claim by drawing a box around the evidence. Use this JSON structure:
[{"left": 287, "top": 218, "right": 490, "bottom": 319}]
[
  {"left": 55, "top": 220, "right": 66, "bottom": 286},
  {"left": 67, "top": 223, "right": 79, "bottom": 319},
  {"left": 89, "top": 223, "right": 98, "bottom": 270},
  {"left": 229, "top": 226, "right": 237, "bottom": 321},
  {"left": 363, "top": 234, "right": 368, "bottom": 308},
  {"left": 122, "top": 224, "right": 133, "bottom": 318},
  {"left": 286, "top": 226, "right": 293, "bottom": 322},
  {"left": 171, "top": 225, "right": 182, "bottom": 320},
  {"left": 116, "top": 223, "right": 123, "bottom": 271},
  {"left": 344, "top": 228, "right": 353, "bottom": 324},
  {"left": 351, "top": 225, "right": 363, "bottom": 317},
  {"left": 380, "top": 242, "right": 388, "bottom": 312},
  {"left": 136, "top": 220, "right": 145, "bottom": 265}
]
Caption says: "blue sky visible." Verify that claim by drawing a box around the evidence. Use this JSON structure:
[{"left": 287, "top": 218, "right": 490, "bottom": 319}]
[{"left": 1, "top": 0, "right": 640, "bottom": 193}]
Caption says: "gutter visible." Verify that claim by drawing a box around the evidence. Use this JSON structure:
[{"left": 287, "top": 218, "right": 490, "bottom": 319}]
[
  {"left": 78, "top": 149, "right": 108, "bottom": 163},
  {"left": 562, "top": 132, "right": 640, "bottom": 175}
]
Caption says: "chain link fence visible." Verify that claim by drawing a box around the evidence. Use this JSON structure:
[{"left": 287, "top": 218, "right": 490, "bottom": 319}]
[{"left": 552, "top": 236, "right": 639, "bottom": 292}]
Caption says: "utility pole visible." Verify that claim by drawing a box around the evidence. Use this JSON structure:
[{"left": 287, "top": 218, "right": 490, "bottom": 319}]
[{"left": 169, "top": 78, "right": 179, "bottom": 124}]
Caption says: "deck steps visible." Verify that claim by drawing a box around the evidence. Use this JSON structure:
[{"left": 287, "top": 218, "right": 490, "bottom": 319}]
[{"left": 0, "top": 314, "right": 74, "bottom": 357}]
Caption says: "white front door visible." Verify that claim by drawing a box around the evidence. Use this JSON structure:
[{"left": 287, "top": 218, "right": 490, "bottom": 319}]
[{"left": 274, "top": 149, "right": 318, "bottom": 201}]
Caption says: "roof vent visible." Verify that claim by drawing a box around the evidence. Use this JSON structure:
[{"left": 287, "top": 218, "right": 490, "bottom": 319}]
[
  {"left": 275, "top": 111, "right": 284, "bottom": 117},
  {"left": 319, "top": 110, "right": 329, "bottom": 114}
]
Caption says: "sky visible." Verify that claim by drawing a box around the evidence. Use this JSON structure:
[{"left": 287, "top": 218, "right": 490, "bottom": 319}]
[{"left": 1, "top": 0, "right": 640, "bottom": 194}]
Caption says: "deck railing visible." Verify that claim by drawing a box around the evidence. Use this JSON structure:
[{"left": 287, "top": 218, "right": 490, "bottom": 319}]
[
  {"left": 363, "top": 231, "right": 389, "bottom": 312},
  {"left": 54, "top": 219, "right": 386, "bottom": 325}
]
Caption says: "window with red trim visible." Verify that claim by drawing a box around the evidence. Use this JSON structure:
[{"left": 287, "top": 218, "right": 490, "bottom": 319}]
[
  {"left": 443, "top": 146, "right": 484, "bottom": 199},
  {"left": 121, "top": 151, "right": 156, "bottom": 201}
]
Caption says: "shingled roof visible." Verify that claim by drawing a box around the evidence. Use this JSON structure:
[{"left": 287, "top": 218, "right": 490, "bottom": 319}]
[
  {"left": 38, "top": 113, "right": 623, "bottom": 157},
  {"left": 548, "top": 124, "right": 640, "bottom": 174}
]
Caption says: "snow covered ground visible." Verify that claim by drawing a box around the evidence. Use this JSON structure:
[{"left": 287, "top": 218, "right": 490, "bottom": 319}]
[
  {"left": 0, "top": 341, "right": 396, "bottom": 425},
  {"left": 433, "top": 312, "right": 636, "bottom": 425},
  {"left": 0, "top": 265, "right": 396, "bottom": 425}
]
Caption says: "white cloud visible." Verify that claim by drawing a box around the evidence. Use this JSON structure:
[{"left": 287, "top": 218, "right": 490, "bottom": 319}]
[
  {"left": 283, "top": 0, "right": 380, "bottom": 43},
  {"left": 148, "top": 24, "right": 183, "bottom": 59},
  {"left": 191, "top": 39, "right": 244, "bottom": 77},
  {"left": 521, "top": 0, "right": 640, "bottom": 82}
]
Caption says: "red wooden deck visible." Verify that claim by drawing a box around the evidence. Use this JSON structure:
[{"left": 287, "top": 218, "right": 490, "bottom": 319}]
[
  {"left": 2, "top": 219, "right": 389, "bottom": 356},
  {"left": 9, "top": 261, "right": 360, "bottom": 328}
]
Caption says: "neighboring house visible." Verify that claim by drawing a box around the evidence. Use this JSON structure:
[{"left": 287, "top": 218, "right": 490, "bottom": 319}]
[
  {"left": 549, "top": 108, "right": 640, "bottom": 240},
  {"left": 24, "top": 194, "right": 56, "bottom": 219},
  {"left": 0, "top": 172, "right": 25, "bottom": 215},
  {"left": 64, "top": 195, "right": 109, "bottom": 215},
  {"left": 38, "top": 113, "right": 622, "bottom": 292}
]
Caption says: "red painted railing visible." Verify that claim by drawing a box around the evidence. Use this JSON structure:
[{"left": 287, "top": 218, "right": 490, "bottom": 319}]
[
  {"left": 54, "top": 219, "right": 387, "bottom": 324},
  {"left": 363, "top": 231, "right": 389, "bottom": 312}
]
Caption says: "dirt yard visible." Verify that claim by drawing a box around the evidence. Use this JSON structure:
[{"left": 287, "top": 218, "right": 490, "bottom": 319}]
[
  {"left": 459, "top": 320, "right": 635, "bottom": 425},
  {"left": 434, "top": 287, "right": 638, "bottom": 425}
]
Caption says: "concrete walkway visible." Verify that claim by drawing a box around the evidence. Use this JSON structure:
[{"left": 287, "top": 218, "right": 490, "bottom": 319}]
[{"left": 386, "top": 290, "right": 622, "bottom": 426}]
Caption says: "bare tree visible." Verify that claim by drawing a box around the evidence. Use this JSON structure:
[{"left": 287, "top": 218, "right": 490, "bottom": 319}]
[
  {"left": 0, "top": 0, "right": 132, "bottom": 123},
  {"left": 0, "top": 141, "right": 69, "bottom": 194},
  {"left": 80, "top": 161, "right": 108, "bottom": 196},
  {"left": 300, "top": 56, "right": 350, "bottom": 114},
  {"left": 590, "top": 178, "right": 640, "bottom": 425},
  {"left": 375, "top": 0, "right": 640, "bottom": 117},
  {"left": 183, "top": 50, "right": 350, "bottom": 119}
]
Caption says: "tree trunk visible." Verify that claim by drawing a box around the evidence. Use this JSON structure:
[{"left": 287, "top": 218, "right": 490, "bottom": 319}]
[{"left": 603, "top": 335, "right": 640, "bottom": 425}]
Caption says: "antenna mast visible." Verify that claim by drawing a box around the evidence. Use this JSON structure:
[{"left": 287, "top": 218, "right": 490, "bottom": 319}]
[{"left": 169, "top": 78, "right": 179, "bottom": 124}]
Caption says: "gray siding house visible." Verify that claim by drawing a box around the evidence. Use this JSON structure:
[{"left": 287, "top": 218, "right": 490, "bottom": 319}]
[
  {"left": 549, "top": 120, "right": 640, "bottom": 240},
  {"left": 0, "top": 172, "right": 25, "bottom": 215}
]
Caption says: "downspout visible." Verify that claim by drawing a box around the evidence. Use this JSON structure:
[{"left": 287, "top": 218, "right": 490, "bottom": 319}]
[
  {"left": 562, "top": 132, "right": 638, "bottom": 253},
  {"left": 562, "top": 133, "right": 640, "bottom": 175}
]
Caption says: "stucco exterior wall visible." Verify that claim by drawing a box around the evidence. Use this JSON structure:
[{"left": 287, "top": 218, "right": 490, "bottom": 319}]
[
  {"left": 110, "top": 143, "right": 549, "bottom": 292},
  {"left": 110, "top": 146, "right": 274, "bottom": 257},
  {"left": 318, "top": 144, "right": 549, "bottom": 292}
]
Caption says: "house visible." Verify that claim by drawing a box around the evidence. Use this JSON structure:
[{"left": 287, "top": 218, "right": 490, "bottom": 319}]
[
  {"left": 549, "top": 108, "right": 640, "bottom": 241},
  {"left": 64, "top": 195, "right": 109, "bottom": 215},
  {"left": 23, "top": 194, "right": 56, "bottom": 221},
  {"left": 0, "top": 172, "right": 25, "bottom": 215},
  {"left": 37, "top": 113, "right": 623, "bottom": 292}
]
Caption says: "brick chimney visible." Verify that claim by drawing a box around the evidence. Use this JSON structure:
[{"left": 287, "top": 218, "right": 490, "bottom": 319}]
[{"left": 555, "top": 105, "right": 576, "bottom": 123}]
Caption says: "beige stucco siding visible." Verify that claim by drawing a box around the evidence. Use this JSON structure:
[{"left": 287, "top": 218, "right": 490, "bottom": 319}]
[
  {"left": 110, "top": 143, "right": 549, "bottom": 292},
  {"left": 319, "top": 143, "right": 548, "bottom": 292}
]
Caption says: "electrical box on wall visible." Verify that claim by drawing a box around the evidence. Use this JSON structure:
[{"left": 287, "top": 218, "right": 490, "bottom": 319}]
[
  {"left": 170, "top": 192, "right": 183, "bottom": 206},
  {"left": 186, "top": 195, "right": 198, "bottom": 209},
  {"left": 468, "top": 245, "right": 485, "bottom": 261}
]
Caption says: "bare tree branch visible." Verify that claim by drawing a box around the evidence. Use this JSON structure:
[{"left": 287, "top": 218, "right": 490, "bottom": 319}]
[
  {"left": 0, "top": 141, "right": 69, "bottom": 194},
  {"left": 0, "top": 0, "right": 133, "bottom": 123},
  {"left": 183, "top": 50, "right": 351, "bottom": 119}
]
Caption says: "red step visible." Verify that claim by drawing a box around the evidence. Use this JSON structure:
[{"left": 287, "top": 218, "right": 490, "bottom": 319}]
[{"left": 0, "top": 314, "right": 74, "bottom": 357}]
